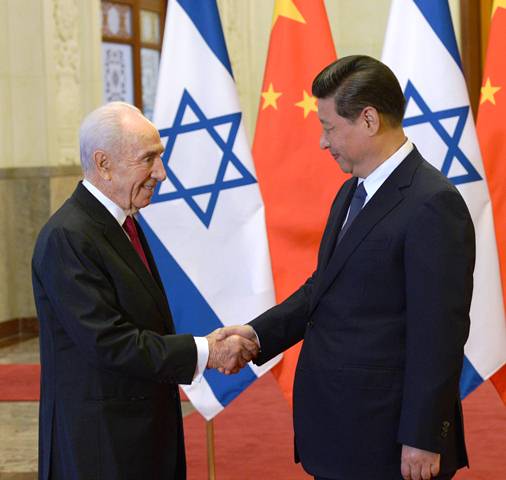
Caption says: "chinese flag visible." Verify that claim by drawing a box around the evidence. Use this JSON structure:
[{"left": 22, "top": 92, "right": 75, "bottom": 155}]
[
  {"left": 252, "top": 0, "right": 347, "bottom": 404},
  {"left": 476, "top": 1, "right": 506, "bottom": 405}
]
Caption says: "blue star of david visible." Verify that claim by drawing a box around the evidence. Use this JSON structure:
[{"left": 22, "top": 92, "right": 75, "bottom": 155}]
[
  {"left": 403, "top": 80, "right": 481, "bottom": 186},
  {"left": 151, "top": 89, "right": 257, "bottom": 227}
]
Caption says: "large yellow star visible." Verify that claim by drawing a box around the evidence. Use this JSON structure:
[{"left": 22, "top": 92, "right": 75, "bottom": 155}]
[
  {"left": 272, "top": 0, "right": 306, "bottom": 28},
  {"left": 295, "top": 90, "right": 317, "bottom": 118},
  {"left": 480, "top": 78, "right": 501, "bottom": 105},
  {"left": 261, "top": 83, "right": 282, "bottom": 110},
  {"left": 492, "top": 0, "right": 506, "bottom": 18}
]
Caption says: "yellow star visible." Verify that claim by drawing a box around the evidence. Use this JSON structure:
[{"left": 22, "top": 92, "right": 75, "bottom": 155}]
[
  {"left": 295, "top": 90, "right": 317, "bottom": 118},
  {"left": 492, "top": 0, "right": 506, "bottom": 18},
  {"left": 480, "top": 78, "right": 501, "bottom": 105},
  {"left": 272, "top": 0, "right": 306, "bottom": 28},
  {"left": 261, "top": 83, "right": 282, "bottom": 110}
]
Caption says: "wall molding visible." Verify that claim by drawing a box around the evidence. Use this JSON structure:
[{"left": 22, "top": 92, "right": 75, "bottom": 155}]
[
  {"left": 0, "top": 317, "right": 39, "bottom": 344},
  {"left": 0, "top": 165, "right": 82, "bottom": 180}
]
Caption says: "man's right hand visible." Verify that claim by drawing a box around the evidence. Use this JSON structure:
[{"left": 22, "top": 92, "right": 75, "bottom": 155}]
[{"left": 206, "top": 327, "right": 259, "bottom": 374}]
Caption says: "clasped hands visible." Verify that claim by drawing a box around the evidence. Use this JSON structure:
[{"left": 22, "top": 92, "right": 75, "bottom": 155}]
[{"left": 206, "top": 325, "right": 258, "bottom": 374}]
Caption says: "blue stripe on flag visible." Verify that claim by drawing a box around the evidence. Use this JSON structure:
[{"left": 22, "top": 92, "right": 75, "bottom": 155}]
[
  {"left": 176, "top": 0, "right": 233, "bottom": 76},
  {"left": 138, "top": 216, "right": 257, "bottom": 407},
  {"left": 460, "top": 355, "right": 483, "bottom": 398},
  {"left": 413, "top": 0, "right": 462, "bottom": 71},
  {"left": 204, "top": 366, "right": 257, "bottom": 406}
]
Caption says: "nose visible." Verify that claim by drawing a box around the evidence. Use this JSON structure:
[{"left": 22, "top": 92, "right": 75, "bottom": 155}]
[
  {"left": 320, "top": 132, "right": 330, "bottom": 150},
  {"left": 152, "top": 155, "right": 167, "bottom": 182}
]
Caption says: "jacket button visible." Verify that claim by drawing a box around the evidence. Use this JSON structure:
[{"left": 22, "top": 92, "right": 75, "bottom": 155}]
[
  {"left": 307, "top": 320, "right": 314, "bottom": 327},
  {"left": 440, "top": 431, "right": 448, "bottom": 439},
  {"left": 442, "top": 420, "right": 450, "bottom": 428}
]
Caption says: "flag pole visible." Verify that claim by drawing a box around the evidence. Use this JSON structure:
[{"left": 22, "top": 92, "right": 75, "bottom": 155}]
[{"left": 206, "top": 419, "right": 216, "bottom": 479}]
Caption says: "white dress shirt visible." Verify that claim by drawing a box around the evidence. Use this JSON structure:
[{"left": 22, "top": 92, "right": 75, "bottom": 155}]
[
  {"left": 342, "top": 139, "right": 414, "bottom": 225},
  {"left": 82, "top": 179, "right": 209, "bottom": 382}
]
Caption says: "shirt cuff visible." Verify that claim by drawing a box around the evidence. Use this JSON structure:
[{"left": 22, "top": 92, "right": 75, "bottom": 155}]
[
  {"left": 252, "top": 328, "right": 261, "bottom": 351},
  {"left": 192, "top": 336, "right": 209, "bottom": 382}
]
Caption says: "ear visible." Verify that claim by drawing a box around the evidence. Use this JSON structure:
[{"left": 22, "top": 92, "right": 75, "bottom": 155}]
[
  {"left": 93, "top": 150, "right": 112, "bottom": 181},
  {"left": 361, "top": 106, "right": 380, "bottom": 136}
]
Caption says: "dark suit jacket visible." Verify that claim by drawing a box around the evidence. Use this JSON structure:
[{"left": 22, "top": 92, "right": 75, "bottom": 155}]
[
  {"left": 251, "top": 147, "right": 475, "bottom": 479},
  {"left": 32, "top": 183, "right": 197, "bottom": 480}
]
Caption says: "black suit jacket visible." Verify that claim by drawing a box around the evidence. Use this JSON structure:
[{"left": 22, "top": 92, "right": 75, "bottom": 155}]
[
  {"left": 32, "top": 183, "right": 197, "bottom": 480},
  {"left": 251, "top": 147, "right": 475, "bottom": 479}
]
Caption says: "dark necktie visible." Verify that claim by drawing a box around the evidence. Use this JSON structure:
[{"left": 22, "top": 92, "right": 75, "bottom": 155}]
[
  {"left": 338, "top": 181, "right": 367, "bottom": 243},
  {"left": 123, "top": 216, "right": 152, "bottom": 274}
]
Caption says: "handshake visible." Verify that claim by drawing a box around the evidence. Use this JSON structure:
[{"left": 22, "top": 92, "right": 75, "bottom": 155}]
[{"left": 205, "top": 325, "right": 259, "bottom": 375}]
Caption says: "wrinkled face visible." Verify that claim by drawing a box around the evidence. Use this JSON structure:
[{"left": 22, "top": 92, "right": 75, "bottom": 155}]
[
  {"left": 318, "top": 96, "right": 368, "bottom": 176},
  {"left": 108, "top": 115, "right": 166, "bottom": 214}
]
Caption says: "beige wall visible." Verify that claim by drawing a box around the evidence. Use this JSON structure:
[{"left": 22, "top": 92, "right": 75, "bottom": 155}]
[
  {"left": 0, "top": 0, "right": 101, "bottom": 324},
  {"left": 0, "top": 0, "right": 102, "bottom": 170}
]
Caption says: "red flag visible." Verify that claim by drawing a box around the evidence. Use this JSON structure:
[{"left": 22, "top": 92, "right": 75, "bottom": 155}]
[
  {"left": 253, "top": 0, "right": 346, "bottom": 404},
  {"left": 476, "top": 2, "right": 506, "bottom": 404}
]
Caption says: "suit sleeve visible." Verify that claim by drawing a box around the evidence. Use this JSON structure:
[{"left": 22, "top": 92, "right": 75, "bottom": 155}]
[
  {"left": 249, "top": 184, "right": 347, "bottom": 365},
  {"left": 250, "top": 273, "right": 315, "bottom": 365},
  {"left": 397, "top": 189, "right": 475, "bottom": 452},
  {"left": 33, "top": 227, "right": 197, "bottom": 384}
]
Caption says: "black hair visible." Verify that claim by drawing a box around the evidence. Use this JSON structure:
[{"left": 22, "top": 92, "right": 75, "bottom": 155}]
[{"left": 312, "top": 55, "right": 405, "bottom": 126}]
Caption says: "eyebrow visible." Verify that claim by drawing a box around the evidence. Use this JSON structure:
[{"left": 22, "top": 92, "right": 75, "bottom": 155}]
[{"left": 144, "top": 147, "right": 164, "bottom": 157}]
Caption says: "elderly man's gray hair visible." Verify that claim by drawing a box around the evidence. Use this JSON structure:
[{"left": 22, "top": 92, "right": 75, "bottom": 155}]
[{"left": 79, "top": 102, "right": 143, "bottom": 174}]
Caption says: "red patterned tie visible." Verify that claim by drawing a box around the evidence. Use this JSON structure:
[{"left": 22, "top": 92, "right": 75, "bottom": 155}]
[{"left": 123, "top": 216, "right": 152, "bottom": 274}]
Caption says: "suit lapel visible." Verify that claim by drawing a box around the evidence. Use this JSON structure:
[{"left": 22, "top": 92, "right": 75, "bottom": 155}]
[
  {"left": 135, "top": 217, "right": 175, "bottom": 334},
  {"left": 318, "top": 177, "right": 357, "bottom": 271},
  {"left": 310, "top": 149, "right": 423, "bottom": 311},
  {"left": 135, "top": 218, "right": 166, "bottom": 297},
  {"left": 102, "top": 221, "right": 172, "bottom": 321},
  {"left": 73, "top": 183, "right": 171, "bottom": 323}
]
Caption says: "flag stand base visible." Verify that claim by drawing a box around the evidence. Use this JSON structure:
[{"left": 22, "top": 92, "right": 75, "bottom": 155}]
[{"left": 206, "top": 419, "right": 216, "bottom": 479}]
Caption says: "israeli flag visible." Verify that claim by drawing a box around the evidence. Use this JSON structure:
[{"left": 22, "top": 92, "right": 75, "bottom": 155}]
[
  {"left": 139, "top": 0, "right": 281, "bottom": 420},
  {"left": 382, "top": 0, "right": 506, "bottom": 397}
]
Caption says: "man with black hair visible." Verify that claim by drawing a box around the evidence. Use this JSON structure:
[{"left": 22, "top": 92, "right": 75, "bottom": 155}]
[{"left": 220, "top": 56, "right": 474, "bottom": 480}]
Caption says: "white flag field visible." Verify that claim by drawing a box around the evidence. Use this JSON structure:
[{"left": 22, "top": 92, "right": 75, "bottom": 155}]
[
  {"left": 139, "top": 0, "right": 281, "bottom": 420},
  {"left": 382, "top": 0, "right": 506, "bottom": 397}
]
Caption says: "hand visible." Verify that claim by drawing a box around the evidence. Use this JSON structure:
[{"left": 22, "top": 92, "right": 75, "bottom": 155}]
[
  {"left": 206, "top": 328, "right": 259, "bottom": 374},
  {"left": 215, "top": 324, "right": 258, "bottom": 343},
  {"left": 214, "top": 325, "right": 259, "bottom": 374},
  {"left": 401, "top": 445, "right": 440, "bottom": 480}
]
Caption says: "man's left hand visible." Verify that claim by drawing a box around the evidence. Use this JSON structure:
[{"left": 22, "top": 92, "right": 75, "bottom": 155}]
[{"left": 401, "top": 445, "right": 440, "bottom": 480}]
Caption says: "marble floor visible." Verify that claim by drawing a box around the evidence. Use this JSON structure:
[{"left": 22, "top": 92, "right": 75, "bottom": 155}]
[{"left": 0, "top": 336, "right": 195, "bottom": 479}]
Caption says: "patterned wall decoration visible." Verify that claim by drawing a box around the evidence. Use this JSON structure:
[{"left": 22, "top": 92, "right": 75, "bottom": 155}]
[
  {"left": 101, "top": 2, "right": 132, "bottom": 39},
  {"left": 52, "top": 0, "right": 81, "bottom": 165},
  {"left": 141, "top": 48, "right": 160, "bottom": 120},
  {"left": 140, "top": 10, "right": 160, "bottom": 44},
  {"left": 102, "top": 42, "right": 134, "bottom": 104}
]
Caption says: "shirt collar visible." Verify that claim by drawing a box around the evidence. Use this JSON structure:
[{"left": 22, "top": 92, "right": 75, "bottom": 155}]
[
  {"left": 360, "top": 139, "right": 413, "bottom": 204},
  {"left": 82, "top": 179, "right": 128, "bottom": 227}
]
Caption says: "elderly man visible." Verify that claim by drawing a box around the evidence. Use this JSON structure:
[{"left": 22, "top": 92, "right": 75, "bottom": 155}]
[
  {"left": 220, "top": 56, "right": 475, "bottom": 480},
  {"left": 32, "top": 102, "right": 256, "bottom": 480}
]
